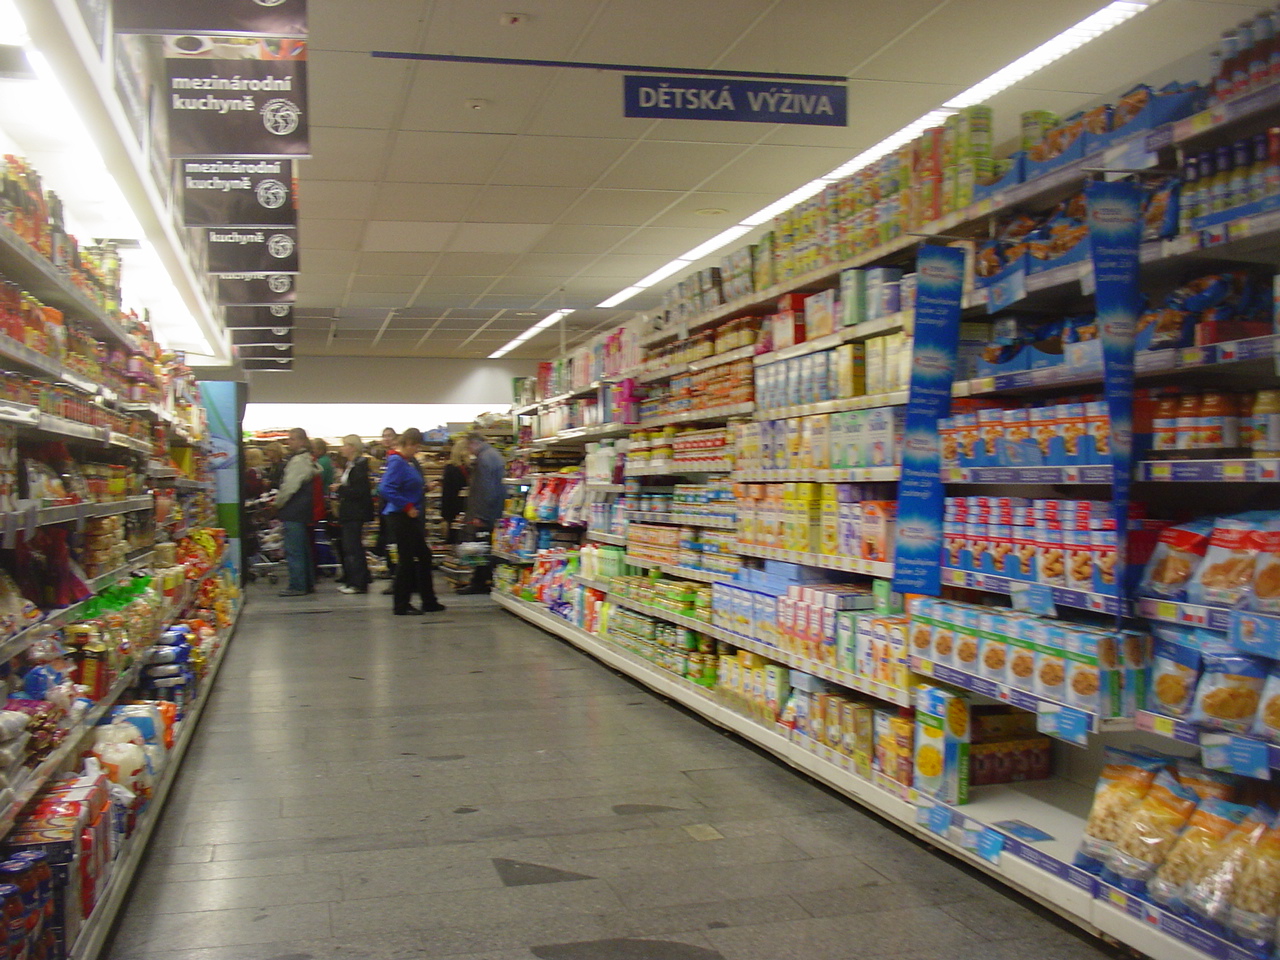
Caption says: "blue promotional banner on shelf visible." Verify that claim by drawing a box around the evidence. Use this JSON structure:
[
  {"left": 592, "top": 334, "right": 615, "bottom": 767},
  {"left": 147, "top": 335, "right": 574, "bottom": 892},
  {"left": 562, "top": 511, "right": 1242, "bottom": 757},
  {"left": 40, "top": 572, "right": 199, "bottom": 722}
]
[
  {"left": 1085, "top": 179, "right": 1143, "bottom": 594},
  {"left": 199, "top": 380, "right": 245, "bottom": 577},
  {"left": 624, "top": 76, "right": 846, "bottom": 126},
  {"left": 892, "top": 244, "right": 966, "bottom": 596}
]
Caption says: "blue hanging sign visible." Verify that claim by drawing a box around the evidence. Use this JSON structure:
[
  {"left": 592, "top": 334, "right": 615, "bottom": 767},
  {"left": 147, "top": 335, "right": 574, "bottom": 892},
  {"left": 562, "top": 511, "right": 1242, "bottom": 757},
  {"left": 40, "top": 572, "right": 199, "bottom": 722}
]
[
  {"left": 623, "top": 76, "right": 847, "bottom": 126},
  {"left": 1086, "top": 179, "right": 1143, "bottom": 608},
  {"left": 892, "top": 244, "right": 966, "bottom": 596}
]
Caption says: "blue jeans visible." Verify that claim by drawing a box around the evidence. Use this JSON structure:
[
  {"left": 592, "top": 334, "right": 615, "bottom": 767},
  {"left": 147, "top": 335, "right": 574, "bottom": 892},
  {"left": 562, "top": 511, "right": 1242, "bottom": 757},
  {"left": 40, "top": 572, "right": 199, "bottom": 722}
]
[{"left": 283, "top": 521, "right": 314, "bottom": 593}]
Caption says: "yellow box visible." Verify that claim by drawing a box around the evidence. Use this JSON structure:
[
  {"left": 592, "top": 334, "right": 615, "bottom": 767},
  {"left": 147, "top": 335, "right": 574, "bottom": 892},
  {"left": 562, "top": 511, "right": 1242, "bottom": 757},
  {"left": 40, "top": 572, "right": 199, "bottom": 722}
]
[
  {"left": 820, "top": 499, "right": 840, "bottom": 557},
  {"left": 809, "top": 415, "right": 830, "bottom": 470},
  {"left": 834, "top": 343, "right": 866, "bottom": 399}
]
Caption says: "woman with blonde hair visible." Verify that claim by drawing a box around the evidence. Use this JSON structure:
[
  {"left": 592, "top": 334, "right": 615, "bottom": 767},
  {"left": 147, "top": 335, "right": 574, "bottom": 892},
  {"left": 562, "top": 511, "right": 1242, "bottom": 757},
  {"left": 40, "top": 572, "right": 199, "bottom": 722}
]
[
  {"left": 440, "top": 437, "right": 470, "bottom": 543},
  {"left": 334, "top": 434, "right": 374, "bottom": 594}
]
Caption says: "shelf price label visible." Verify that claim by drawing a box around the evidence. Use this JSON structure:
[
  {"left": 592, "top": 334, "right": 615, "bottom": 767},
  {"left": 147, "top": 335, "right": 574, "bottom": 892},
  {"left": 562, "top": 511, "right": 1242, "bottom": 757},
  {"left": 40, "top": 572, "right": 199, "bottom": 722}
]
[
  {"left": 1036, "top": 703, "right": 1092, "bottom": 746},
  {"left": 976, "top": 828, "right": 1005, "bottom": 864},
  {"left": 927, "top": 803, "right": 953, "bottom": 837},
  {"left": 1201, "top": 733, "right": 1272, "bottom": 780}
]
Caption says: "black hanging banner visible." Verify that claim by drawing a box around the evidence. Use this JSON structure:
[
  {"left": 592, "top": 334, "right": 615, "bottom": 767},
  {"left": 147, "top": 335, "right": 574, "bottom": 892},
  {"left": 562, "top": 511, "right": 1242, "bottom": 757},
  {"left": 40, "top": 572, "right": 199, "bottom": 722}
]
[
  {"left": 113, "top": 0, "right": 308, "bottom": 37},
  {"left": 206, "top": 227, "right": 298, "bottom": 274},
  {"left": 182, "top": 158, "right": 295, "bottom": 226},
  {"left": 166, "top": 59, "right": 308, "bottom": 158},
  {"left": 237, "top": 343, "right": 293, "bottom": 360},
  {"left": 216, "top": 273, "right": 296, "bottom": 305},
  {"left": 224, "top": 305, "right": 293, "bottom": 328},
  {"left": 231, "top": 326, "right": 292, "bottom": 345}
]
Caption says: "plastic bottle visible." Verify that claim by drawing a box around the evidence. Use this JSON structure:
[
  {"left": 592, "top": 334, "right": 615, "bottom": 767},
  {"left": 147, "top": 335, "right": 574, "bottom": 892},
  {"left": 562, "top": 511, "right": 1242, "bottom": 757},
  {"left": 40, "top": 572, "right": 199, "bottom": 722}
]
[
  {"left": 1251, "top": 132, "right": 1270, "bottom": 204},
  {"left": 1218, "top": 31, "right": 1239, "bottom": 100},
  {"left": 1180, "top": 154, "right": 1199, "bottom": 233},
  {"left": 1230, "top": 138, "right": 1252, "bottom": 209},
  {"left": 1213, "top": 144, "right": 1234, "bottom": 212},
  {"left": 1254, "top": 389, "right": 1280, "bottom": 455},
  {"left": 1175, "top": 393, "right": 1201, "bottom": 450},
  {"left": 1254, "top": 11, "right": 1276, "bottom": 88},
  {"left": 1234, "top": 21, "right": 1255, "bottom": 96},
  {"left": 1198, "top": 150, "right": 1217, "bottom": 218},
  {"left": 1153, "top": 392, "right": 1180, "bottom": 451}
]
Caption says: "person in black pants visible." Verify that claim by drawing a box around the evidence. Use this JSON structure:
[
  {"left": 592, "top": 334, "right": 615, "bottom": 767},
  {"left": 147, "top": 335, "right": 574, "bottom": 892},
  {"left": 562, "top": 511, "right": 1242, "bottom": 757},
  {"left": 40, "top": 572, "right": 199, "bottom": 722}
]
[
  {"left": 377, "top": 428, "right": 445, "bottom": 616},
  {"left": 334, "top": 434, "right": 374, "bottom": 595},
  {"left": 440, "top": 438, "right": 469, "bottom": 545}
]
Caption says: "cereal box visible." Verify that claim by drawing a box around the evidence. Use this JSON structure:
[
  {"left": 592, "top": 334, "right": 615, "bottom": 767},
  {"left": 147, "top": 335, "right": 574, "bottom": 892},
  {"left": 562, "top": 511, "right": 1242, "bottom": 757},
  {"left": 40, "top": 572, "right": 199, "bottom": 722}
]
[{"left": 915, "top": 684, "right": 972, "bottom": 804}]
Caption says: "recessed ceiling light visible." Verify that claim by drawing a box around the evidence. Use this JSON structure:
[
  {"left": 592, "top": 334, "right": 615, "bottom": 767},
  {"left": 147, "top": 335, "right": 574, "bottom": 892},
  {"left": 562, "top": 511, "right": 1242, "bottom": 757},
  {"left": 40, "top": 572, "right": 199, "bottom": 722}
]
[
  {"left": 695, "top": 207, "right": 728, "bottom": 216},
  {"left": 514, "top": 311, "right": 538, "bottom": 316}
]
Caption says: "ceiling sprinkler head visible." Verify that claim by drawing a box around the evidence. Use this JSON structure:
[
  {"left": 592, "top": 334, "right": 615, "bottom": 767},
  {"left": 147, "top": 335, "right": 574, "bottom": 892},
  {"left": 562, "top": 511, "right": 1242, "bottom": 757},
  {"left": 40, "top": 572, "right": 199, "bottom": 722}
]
[{"left": 465, "top": 98, "right": 489, "bottom": 111}]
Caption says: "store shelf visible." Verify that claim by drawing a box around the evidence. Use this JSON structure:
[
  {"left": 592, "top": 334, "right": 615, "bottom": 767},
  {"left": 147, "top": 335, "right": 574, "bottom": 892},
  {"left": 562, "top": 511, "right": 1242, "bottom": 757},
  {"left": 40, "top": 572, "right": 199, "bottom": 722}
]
[
  {"left": 171, "top": 478, "right": 213, "bottom": 492},
  {"left": 492, "top": 550, "right": 535, "bottom": 565},
  {"left": 736, "top": 543, "right": 893, "bottom": 578},
  {"left": 1136, "top": 459, "right": 1280, "bottom": 483},
  {"left": 626, "top": 511, "right": 736, "bottom": 530},
  {"left": 495, "top": 591, "right": 1105, "bottom": 943},
  {"left": 657, "top": 564, "right": 737, "bottom": 585},
  {"left": 585, "top": 529, "right": 627, "bottom": 546},
  {"left": 638, "top": 402, "right": 754, "bottom": 428},
  {"left": 146, "top": 462, "right": 179, "bottom": 479},
  {"left": 754, "top": 389, "right": 910, "bottom": 421},
  {"left": 642, "top": 344, "right": 758, "bottom": 382},
  {"left": 69, "top": 607, "right": 240, "bottom": 960},
  {"left": 0, "top": 221, "right": 134, "bottom": 350},
  {"left": 910, "top": 656, "right": 1131, "bottom": 741},
  {"left": 528, "top": 422, "right": 635, "bottom": 447},
  {"left": 1134, "top": 710, "right": 1280, "bottom": 774},
  {"left": 1134, "top": 597, "right": 1232, "bottom": 633},
  {"left": 626, "top": 459, "right": 732, "bottom": 477},
  {"left": 608, "top": 592, "right": 717, "bottom": 636},
  {"left": 731, "top": 466, "right": 901, "bottom": 483},
  {"left": 1147, "top": 80, "right": 1280, "bottom": 151},
  {"left": 583, "top": 483, "right": 626, "bottom": 493},
  {"left": 940, "top": 568, "right": 1124, "bottom": 616},
  {"left": 954, "top": 335, "right": 1280, "bottom": 399},
  {"left": 731, "top": 632, "right": 912, "bottom": 706},
  {"left": 570, "top": 573, "right": 613, "bottom": 592},
  {"left": 0, "top": 495, "right": 153, "bottom": 532},
  {"left": 108, "top": 433, "right": 152, "bottom": 454},
  {"left": 87, "top": 550, "right": 154, "bottom": 593},
  {"left": 945, "top": 466, "right": 1114, "bottom": 484},
  {"left": 753, "top": 311, "right": 912, "bottom": 368}
]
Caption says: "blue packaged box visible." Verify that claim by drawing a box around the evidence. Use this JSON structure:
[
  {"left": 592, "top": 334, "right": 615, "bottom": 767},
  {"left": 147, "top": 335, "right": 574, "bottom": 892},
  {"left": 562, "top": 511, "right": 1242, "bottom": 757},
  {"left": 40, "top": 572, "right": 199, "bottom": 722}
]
[{"left": 973, "top": 152, "right": 1026, "bottom": 204}]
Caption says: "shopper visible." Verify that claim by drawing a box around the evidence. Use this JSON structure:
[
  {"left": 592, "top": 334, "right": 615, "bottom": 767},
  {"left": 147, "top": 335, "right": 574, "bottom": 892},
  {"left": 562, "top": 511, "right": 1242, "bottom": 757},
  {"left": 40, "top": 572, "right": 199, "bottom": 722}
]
[
  {"left": 274, "top": 427, "right": 320, "bottom": 597},
  {"left": 334, "top": 435, "right": 373, "bottom": 594},
  {"left": 440, "top": 438, "right": 469, "bottom": 544},
  {"left": 381, "top": 427, "right": 398, "bottom": 450},
  {"left": 312, "top": 437, "right": 334, "bottom": 489},
  {"left": 458, "top": 431, "right": 505, "bottom": 594},
  {"left": 378, "top": 427, "right": 445, "bottom": 615},
  {"left": 243, "top": 446, "right": 267, "bottom": 499},
  {"left": 262, "top": 441, "right": 286, "bottom": 489}
]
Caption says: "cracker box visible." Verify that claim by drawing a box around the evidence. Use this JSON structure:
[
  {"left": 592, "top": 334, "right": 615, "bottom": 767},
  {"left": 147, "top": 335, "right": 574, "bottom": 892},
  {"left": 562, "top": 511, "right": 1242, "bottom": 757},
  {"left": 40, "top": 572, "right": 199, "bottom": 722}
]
[
  {"left": 854, "top": 614, "right": 878, "bottom": 679},
  {"left": 977, "top": 611, "right": 1011, "bottom": 684},
  {"left": 861, "top": 500, "right": 897, "bottom": 564},
  {"left": 805, "top": 289, "right": 837, "bottom": 339},
  {"left": 835, "top": 611, "right": 858, "bottom": 673},
  {"left": 914, "top": 684, "right": 971, "bottom": 804},
  {"left": 834, "top": 343, "right": 865, "bottom": 398},
  {"left": 931, "top": 610, "right": 958, "bottom": 669},
  {"left": 850, "top": 703, "right": 874, "bottom": 778},
  {"left": 953, "top": 606, "right": 983, "bottom": 674},
  {"left": 1034, "top": 626, "right": 1069, "bottom": 703},
  {"left": 865, "top": 337, "right": 886, "bottom": 395}
]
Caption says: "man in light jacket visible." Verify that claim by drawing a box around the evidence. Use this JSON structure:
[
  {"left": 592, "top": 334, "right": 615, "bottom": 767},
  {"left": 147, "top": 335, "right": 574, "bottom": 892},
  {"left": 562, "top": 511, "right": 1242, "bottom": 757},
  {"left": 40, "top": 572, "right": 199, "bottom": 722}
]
[
  {"left": 274, "top": 427, "right": 320, "bottom": 596},
  {"left": 459, "top": 431, "right": 506, "bottom": 594}
]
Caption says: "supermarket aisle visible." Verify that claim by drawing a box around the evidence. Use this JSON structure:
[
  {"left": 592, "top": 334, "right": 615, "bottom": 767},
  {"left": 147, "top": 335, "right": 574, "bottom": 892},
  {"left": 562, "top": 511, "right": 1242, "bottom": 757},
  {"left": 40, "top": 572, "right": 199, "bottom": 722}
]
[{"left": 108, "top": 587, "right": 1117, "bottom": 960}]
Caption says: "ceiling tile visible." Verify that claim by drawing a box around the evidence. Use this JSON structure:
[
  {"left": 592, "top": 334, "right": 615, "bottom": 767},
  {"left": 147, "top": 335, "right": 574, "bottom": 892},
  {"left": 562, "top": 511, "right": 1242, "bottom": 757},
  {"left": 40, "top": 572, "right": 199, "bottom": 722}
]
[
  {"left": 349, "top": 275, "right": 424, "bottom": 296},
  {"left": 298, "top": 251, "right": 360, "bottom": 274},
  {"left": 429, "top": 252, "right": 519, "bottom": 276},
  {"left": 297, "top": 127, "right": 391, "bottom": 181},
  {"left": 370, "top": 182, "right": 483, "bottom": 222},
  {"left": 309, "top": 1, "right": 431, "bottom": 52},
  {"left": 363, "top": 221, "right": 458, "bottom": 252},
  {"left": 487, "top": 137, "right": 633, "bottom": 188},
  {"left": 411, "top": 278, "right": 507, "bottom": 300},
  {"left": 595, "top": 140, "right": 747, "bottom": 192},
  {"left": 298, "top": 180, "right": 378, "bottom": 220},
  {"left": 556, "top": 189, "right": 683, "bottom": 227},
  {"left": 398, "top": 62, "right": 555, "bottom": 135},
  {"left": 383, "top": 131, "right": 514, "bottom": 183},
  {"left": 447, "top": 222, "right": 551, "bottom": 253},
  {"left": 342, "top": 293, "right": 414, "bottom": 310},
  {"left": 308, "top": 52, "right": 413, "bottom": 130},
  {"left": 300, "top": 219, "right": 364, "bottom": 251},
  {"left": 521, "top": 70, "right": 655, "bottom": 139},
  {"left": 645, "top": 193, "right": 774, "bottom": 230},
  {"left": 699, "top": 141, "right": 865, "bottom": 194},
  {"left": 466, "top": 185, "right": 583, "bottom": 224},
  {"left": 356, "top": 252, "right": 436, "bottom": 276},
  {"left": 529, "top": 224, "right": 634, "bottom": 254},
  {"left": 504, "top": 253, "right": 592, "bottom": 278}
]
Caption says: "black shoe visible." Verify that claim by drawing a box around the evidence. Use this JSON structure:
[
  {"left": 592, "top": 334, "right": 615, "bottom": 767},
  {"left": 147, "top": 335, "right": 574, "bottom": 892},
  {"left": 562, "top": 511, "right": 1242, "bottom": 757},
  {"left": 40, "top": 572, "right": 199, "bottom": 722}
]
[
  {"left": 456, "top": 585, "right": 490, "bottom": 595},
  {"left": 420, "top": 601, "right": 447, "bottom": 613},
  {"left": 394, "top": 606, "right": 423, "bottom": 616}
]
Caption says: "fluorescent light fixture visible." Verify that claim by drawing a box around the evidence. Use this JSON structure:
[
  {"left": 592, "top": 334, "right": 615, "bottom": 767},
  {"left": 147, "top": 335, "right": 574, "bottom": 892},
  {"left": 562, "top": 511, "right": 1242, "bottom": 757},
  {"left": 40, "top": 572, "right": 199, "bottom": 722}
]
[
  {"left": 588, "top": 0, "right": 1156, "bottom": 321},
  {"left": 597, "top": 285, "right": 646, "bottom": 309},
  {"left": 944, "top": 1, "right": 1152, "bottom": 109},
  {"left": 488, "top": 308, "right": 575, "bottom": 359}
]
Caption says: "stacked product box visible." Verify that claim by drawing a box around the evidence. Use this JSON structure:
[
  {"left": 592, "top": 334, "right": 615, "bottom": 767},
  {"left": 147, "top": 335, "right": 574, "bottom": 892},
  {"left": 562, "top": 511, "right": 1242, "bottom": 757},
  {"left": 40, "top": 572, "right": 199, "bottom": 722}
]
[
  {"left": 671, "top": 481, "right": 736, "bottom": 521},
  {"left": 908, "top": 597, "right": 1150, "bottom": 718},
  {"left": 754, "top": 342, "right": 867, "bottom": 412},
  {"left": 735, "top": 482, "right": 897, "bottom": 563},
  {"left": 941, "top": 495, "right": 1166, "bottom": 597},
  {"left": 674, "top": 529, "right": 741, "bottom": 578},
  {"left": 625, "top": 523, "right": 680, "bottom": 565},
  {"left": 736, "top": 409, "right": 905, "bottom": 472},
  {"left": 639, "top": 359, "right": 753, "bottom": 420},
  {"left": 941, "top": 399, "right": 1115, "bottom": 469},
  {"left": 670, "top": 427, "right": 734, "bottom": 469},
  {"left": 718, "top": 247, "right": 757, "bottom": 302}
]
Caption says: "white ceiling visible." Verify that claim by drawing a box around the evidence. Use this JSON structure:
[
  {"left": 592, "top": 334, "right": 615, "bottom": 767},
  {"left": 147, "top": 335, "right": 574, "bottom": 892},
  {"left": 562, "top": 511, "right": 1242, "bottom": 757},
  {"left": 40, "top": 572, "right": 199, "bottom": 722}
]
[{"left": 289, "top": 0, "right": 1255, "bottom": 363}]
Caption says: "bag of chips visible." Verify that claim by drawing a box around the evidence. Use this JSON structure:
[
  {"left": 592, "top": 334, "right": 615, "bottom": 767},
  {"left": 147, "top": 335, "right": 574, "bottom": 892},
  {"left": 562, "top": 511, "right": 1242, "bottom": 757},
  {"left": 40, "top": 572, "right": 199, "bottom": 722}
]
[
  {"left": 1187, "top": 515, "right": 1266, "bottom": 608},
  {"left": 1075, "top": 747, "right": 1167, "bottom": 874},
  {"left": 1190, "top": 652, "right": 1268, "bottom": 734},
  {"left": 1148, "top": 798, "right": 1251, "bottom": 908},
  {"left": 1251, "top": 664, "right": 1280, "bottom": 745},
  {"left": 1174, "top": 760, "right": 1236, "bottom": 802},
  {"left": 1105, "top": 769, "right": 1200, "bottom": 892},
  {"left": 1149, "top": 636, "right": 1201, "bottom": 717},
  {"left": 1139, "top": 519, "right": 1214, "bottom": 601},
  {"left": 1226, "top": 812, "right": 1280, "bottom": 952}
]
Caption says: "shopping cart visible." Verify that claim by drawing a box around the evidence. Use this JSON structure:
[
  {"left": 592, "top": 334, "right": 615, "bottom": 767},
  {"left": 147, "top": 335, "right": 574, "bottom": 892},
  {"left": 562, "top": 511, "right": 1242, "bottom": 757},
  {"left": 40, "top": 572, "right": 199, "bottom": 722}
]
[{"left": 245, "top": 494, "right": 286, "bottom": 584}]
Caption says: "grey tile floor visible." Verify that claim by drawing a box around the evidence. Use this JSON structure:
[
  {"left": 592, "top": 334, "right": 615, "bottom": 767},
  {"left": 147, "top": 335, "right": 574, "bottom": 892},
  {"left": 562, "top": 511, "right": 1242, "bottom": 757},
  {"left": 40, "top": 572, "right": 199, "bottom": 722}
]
[{"left": 106, "top": 583, "right": 1121, "bottom": 960}]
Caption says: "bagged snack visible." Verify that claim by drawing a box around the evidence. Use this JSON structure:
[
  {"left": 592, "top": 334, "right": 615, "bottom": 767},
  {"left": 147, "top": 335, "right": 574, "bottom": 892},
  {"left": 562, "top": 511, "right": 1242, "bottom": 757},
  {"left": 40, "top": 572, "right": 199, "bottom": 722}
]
[
  {"left": 1139, "top": 519, "right": 1214, "bottom": 601},
  {"left": 1106, "top": 769, "right": 1200, "bottom": 891},
  {"left": 1249, "top": 521, "right": 1280, "bottom": 613},
  {"left": 1190, "top": 652, "right": 1268, "bottom": 734},
  {"left": 1149, "top": 637, "right": 1201, "bottom": 717},
  {"left": 1175, "top": 760, "right": 1237, "bottom": 802},
  {"left": 1149, "top": 798, "right": 1251, "bottom": 908},
  {"left": 1226, "top": 812, "right": 1280, "bottom": 951},
  {"left": 1253, "top": 664, "right": 1280, "bottom": 745},
  {"left": 1187, "top": 515, "right": 1266, "bottom": 607},
  {"left": 1184, "top": 806, "right": 1273, "bottom": 925},
  {"left": 1075, "top": 747, "right": 1167, "bottom": 873}
]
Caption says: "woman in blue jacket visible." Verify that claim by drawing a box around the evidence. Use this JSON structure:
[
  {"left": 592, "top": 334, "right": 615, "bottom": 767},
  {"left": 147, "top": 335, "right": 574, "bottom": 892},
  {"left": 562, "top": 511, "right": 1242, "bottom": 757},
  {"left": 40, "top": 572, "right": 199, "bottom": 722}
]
[{"left": 377, "top": 428, "right": 446, "bottom": 615}]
